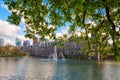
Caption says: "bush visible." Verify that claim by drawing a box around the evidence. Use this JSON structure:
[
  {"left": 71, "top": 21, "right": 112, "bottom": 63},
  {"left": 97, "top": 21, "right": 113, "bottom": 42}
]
[
  {"left": 116, "top": 55, "right": 120, "bottom": 62},
  {"left": 0, "top": 46, "right": 5, "bottom": 55},
  {"left": 11, "top": 47, "right": 29, "bottom": 56},
  {"left": 0, "top": 45, "right": 29, "bottom": 57}
]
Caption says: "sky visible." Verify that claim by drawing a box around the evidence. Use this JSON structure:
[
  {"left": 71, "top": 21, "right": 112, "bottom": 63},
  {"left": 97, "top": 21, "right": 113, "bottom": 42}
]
[
  {"left": 0, "top": 1, "right": 114, "bottom": 46},
  {"left": 1, "top": 1, "right": 116, "bottom": 47},
  {"left": 0, "top": 1, "right": 30, "bottom": 46},
  {"left": 0, "top": 1, "right": 71, "bottom": 46}
]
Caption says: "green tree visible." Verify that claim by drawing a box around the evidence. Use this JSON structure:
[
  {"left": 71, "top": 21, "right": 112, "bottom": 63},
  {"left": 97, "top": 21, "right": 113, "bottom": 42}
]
[
  {"left": 4, "top": 0, "right": 120, "bottom": 61},
  {"left": 0, "top": 46, "right": 5, "bottom": 55}
]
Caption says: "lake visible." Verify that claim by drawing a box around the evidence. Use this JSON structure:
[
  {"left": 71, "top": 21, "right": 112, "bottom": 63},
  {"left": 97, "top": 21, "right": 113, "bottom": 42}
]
[{"left": 0, "top": 57, "right": 120, "bottom": 80}]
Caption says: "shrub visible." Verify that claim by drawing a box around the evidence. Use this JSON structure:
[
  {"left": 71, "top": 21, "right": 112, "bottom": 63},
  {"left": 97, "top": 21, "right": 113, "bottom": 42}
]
[
  {"left": 0, "top": 46, "right": 5, "bottom": 55},
  {"left": 0, "top": 45, "right": 29, "bottom": 57}
]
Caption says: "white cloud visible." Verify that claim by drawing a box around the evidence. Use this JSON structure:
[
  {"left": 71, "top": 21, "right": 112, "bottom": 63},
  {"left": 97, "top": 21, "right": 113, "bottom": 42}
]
[
  {"left": 0, "top": 19, "right": 20, "bottom": 37},
  {"left": 0, "top": 20, "right": 23, "bottom": 45},
  {"left": 16, "top": 35, "right": 33, "bottom": 45},
  {"left": 48, "top": 24, "right": 55, "bottom": 29},
  {"left": 1, "top": 1, "right": 19, "bottom": 13},
  {"left": 1, "top": 2, "right": 8, "bottom": 10},
  {"left": 56, "top": 26, "right": 70, "bottom": 38},
  {"left": 56, "top": 32, "right": 63, "bottom": 38},
  {"left": 108, "top": 39, "right": 113, "bottom": 44},
  {"left": 5, "top": 38, "right": 15, "bottom": 45},
  {"left": 0, "top": 36, "right": 15, "bottom": 46},
  {"left": 21, "top": 17, "right": 25, "bottom": 24},
  {"left": 85, "top": 21, "right": 97, "bottom": 29},
  {"left": 56, "top": 26, "right": 85, "bottom": 38},
  {"left": 75, "top": 31, "right": 81, "bottom": 36},
  {"left": 1, "top": 1, "right": 11, "bottom": 13},
  {"left": 88, "top": 33, "right": 91, "bottom": 38}
]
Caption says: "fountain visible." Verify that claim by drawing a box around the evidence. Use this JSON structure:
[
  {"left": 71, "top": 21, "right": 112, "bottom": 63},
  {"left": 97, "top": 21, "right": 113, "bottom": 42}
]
[
  {"left": 49, "top": 46, "right": 57, "bottom": 61},
  {"left": 49, "top": 46, "right": 65, "bottom": 61},
  {"left": 58, "top": 52, "right": 65, "bottom": 60}
]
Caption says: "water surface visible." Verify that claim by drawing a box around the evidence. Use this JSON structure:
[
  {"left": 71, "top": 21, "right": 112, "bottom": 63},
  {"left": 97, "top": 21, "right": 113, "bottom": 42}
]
[{"left": 0, "top": 57, "right": 120, "bottom": 80}]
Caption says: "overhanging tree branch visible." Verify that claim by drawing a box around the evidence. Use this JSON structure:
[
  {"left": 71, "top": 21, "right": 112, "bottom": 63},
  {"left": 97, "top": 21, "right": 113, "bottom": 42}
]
[{"left": 102, "top": 0, "right": 118, "bottom": 57}]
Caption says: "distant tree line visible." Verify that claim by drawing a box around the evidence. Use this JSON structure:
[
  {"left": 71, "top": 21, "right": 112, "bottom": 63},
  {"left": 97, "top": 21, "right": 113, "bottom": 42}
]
[{"left": 0, "top": 45, "right": 29, "bottom": 57}]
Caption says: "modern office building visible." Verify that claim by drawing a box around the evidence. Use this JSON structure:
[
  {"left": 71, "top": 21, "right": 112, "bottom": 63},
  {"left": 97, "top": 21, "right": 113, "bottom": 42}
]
[
  {"left": 23, "top": 40, "right": 30, "bottom": 48},
  {"left": 15, "top": 37, "right": 21, "bottom": 47},
  {"left": 0, "top": 38, "right": 4, "bottom": 46}
]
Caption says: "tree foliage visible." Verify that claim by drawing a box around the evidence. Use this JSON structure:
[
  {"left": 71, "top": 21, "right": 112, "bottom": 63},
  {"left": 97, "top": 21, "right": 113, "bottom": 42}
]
[
  {"left": 4, "top": 0, "right": 120, "bottom": 59},
  {"left": 0, "top": 45, "right": 29, "bottom": 57}
]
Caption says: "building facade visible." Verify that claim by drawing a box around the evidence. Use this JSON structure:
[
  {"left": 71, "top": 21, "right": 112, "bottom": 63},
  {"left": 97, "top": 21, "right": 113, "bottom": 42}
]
[
  {"left": 33, "top": 37, "right": 38, "bottom": 45},
  {"left": 23, "top": 40, "right": 30, "bottom": 48},
  {"left": 15, "top": 37, "right": 21, "bottom": 47}
]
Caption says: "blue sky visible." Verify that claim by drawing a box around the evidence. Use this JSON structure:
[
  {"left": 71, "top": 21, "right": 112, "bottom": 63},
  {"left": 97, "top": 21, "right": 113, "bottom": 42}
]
[
  {"left": 0, "top": 1, "right": 26, "bottom": 35},
  {"left": 0, "top": 1, "right": 69, "bottom": 45},
  {"left": 0, "top": 1, "right": 72, "bottom": 45},
  {"left": 0, "top": 1, "right": 114, "bottom": 46},
  {"left": 0, "top": 1, "right": 29, "bottom": 45},
  {"left": 0, "top": 5, "right": 10, "bottom": 20},
  {"left": 0, "top": 1, "right": 83, "bottom": 45}
]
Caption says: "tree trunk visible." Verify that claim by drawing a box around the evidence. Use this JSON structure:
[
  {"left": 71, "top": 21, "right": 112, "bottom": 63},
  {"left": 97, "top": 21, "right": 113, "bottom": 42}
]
[
  {"left": 102, "top": 0, "right": 118, "bottom": 58},
  {"left": 98, "top": 52, "right": 101, "bottom": 62},
  {"left": 97, "top": 46, "right": 101, "bottom": 62},
  {"left": 82, "top": 10, "right": 91, "bottom": 55},
  {"left": 100, "top": 54, "right": 103, "bottom": 61}
]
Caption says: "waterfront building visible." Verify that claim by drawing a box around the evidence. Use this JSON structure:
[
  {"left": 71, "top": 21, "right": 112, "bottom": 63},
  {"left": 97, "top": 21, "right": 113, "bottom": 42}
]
[
  {"left": 23, "top": 40, "right": 30, "bottom": 48},
  {"left": 15, "top": 37, "right": 21, "bottom": 47}
]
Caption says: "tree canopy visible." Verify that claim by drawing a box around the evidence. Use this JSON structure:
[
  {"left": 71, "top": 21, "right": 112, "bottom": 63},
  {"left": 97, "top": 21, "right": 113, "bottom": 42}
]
[{"left": 4, "top": 0, "right": 120, "bottom": 60}]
